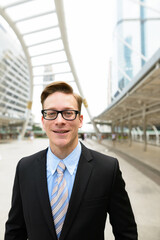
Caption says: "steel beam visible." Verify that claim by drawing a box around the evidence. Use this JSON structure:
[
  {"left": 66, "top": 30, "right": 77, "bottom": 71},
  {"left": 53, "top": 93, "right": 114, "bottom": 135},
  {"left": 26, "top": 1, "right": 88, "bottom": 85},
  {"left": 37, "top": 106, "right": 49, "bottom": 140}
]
[{"left": 54, "top": 0, "right": 99, "bottom": 134}]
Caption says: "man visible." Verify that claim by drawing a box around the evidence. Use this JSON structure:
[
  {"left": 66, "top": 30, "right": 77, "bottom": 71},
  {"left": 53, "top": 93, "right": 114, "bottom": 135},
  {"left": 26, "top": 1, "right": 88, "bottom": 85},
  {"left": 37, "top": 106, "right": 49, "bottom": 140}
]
[{"left": 5, "top": 81, "right": 138, "bottom": 240}]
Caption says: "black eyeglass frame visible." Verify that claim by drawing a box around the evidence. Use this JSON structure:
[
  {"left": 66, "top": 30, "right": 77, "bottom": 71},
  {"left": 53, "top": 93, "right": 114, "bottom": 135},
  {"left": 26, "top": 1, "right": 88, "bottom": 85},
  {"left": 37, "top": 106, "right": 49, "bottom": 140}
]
[{"left": 41, "top": 109, "right": 80, "bottom": 121}]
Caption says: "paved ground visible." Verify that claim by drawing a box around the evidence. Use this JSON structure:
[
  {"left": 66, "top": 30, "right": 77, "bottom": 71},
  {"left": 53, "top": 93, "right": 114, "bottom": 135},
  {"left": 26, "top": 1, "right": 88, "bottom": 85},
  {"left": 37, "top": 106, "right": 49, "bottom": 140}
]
[
  {"left": 0, "top": 138, "right": 160, "bottom": 240},
  {"left": 101, "top": 138, "right": 160, "bottom": 173}
]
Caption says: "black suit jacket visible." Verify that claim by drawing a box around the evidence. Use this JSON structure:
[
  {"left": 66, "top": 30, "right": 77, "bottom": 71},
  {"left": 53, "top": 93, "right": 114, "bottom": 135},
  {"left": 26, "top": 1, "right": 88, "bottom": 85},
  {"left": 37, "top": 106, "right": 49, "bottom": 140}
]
[{"left": 5, "top": 143, "right": 138, "bottom": 240}]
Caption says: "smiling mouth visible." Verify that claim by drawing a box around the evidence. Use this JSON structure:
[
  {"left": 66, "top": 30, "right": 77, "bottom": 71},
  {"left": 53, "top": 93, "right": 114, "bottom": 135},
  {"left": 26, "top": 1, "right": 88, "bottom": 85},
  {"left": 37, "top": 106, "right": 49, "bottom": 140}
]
[{"left": 53, "top": 130, "right": 69, "bottom": 133}]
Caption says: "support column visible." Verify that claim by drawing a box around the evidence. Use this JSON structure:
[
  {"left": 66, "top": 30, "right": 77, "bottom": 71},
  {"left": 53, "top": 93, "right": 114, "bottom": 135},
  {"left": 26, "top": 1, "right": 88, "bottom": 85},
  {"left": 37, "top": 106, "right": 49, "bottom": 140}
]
[
  {"left": 127, "top": 112, "right": 132, "bottom": 146},
  {"left": 133, "top": 127, "right": 138, "bottom": 141},
  {"left": 111, "top": 123, "right": 114, "bottom": 135},
  {"left": 82, "top": 99, "right": 99, "bottom": 134},
  {"left": 152, "top": 125, "right": 159, "bottom": 146},
  {"left": 143, "top": 106, "right": 147, "bottom": 151},
  {"left": 111, "top": 122, "right": 116, "bottom": 146},
  {"left": 120, "top": 122, "right": 124, "bottom": 142},
  {"left": 21, "top": 101, "right": 32, "bottom": 139},
  {"left": 128, "top": 120, "right": 132, "bottom": 147},
  {"left": 137, "top": 127, "right": 143, "bottom": 142}
]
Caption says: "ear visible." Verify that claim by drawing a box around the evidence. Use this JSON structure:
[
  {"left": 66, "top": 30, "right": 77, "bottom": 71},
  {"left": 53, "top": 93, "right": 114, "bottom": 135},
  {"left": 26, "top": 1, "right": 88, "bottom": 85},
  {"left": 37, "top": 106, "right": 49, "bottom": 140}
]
[
  {"left": 41, "top": 116, "right": 46, "bottom": 131},
  {"left": 79, "top": 114, "right": 83, "bottom": 128}
]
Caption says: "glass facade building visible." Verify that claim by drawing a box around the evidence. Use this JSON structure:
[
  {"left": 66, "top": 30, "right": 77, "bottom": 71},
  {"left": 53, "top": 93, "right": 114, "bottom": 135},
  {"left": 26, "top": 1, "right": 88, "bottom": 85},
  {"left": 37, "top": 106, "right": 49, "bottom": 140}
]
[
  {"left": 0, "top": 20, "right": 30, "bottom": 139},
  {"left": 112, "top": 0, "right": 160, "bottom": 98}
]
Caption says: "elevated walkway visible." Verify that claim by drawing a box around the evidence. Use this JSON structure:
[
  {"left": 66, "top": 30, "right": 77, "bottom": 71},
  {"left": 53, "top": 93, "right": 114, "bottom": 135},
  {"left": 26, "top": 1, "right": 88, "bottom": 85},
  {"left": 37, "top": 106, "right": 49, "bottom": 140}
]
[{"left": 94, "top": 49, "right": 160, "bottom": 152}]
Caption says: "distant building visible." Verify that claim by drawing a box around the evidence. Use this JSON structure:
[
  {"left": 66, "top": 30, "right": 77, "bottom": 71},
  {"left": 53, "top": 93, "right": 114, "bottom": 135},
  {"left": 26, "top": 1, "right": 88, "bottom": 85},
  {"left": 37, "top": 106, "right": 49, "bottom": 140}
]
[
  {"left": 111, "top": 0, "right": 160, "bottom": 97},
  {"left": 0, "top": 22, "right": 30, "bottom": 139},
  {"left": 43, "top": 65, "right": 55, "bottom": 89}
]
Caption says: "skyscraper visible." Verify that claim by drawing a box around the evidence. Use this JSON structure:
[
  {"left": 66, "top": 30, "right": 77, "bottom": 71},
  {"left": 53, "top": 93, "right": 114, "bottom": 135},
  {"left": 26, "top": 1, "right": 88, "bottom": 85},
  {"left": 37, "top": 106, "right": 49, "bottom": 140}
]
[
  {"left": 112, "top": 0, "right": 160, "bottom": 98},
  {"left": 0, "top": 21, "right": 30, "bottom": 139}
]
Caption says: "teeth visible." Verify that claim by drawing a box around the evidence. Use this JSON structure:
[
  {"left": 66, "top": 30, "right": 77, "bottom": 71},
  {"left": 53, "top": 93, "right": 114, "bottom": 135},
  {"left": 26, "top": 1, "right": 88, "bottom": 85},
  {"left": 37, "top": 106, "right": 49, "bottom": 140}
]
[{"left": 54, "top": 130, "right": 68, "bottom": 133}]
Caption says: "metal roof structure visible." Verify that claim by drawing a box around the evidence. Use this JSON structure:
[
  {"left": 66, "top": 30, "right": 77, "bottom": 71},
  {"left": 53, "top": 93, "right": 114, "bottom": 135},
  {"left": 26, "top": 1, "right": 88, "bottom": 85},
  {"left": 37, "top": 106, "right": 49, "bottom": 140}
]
[
  {"left": 0, "top": 0, "right": 99, "bottom": 135},
  {"left": 94, "top": 48, "right": 160, "bottom": 150}
]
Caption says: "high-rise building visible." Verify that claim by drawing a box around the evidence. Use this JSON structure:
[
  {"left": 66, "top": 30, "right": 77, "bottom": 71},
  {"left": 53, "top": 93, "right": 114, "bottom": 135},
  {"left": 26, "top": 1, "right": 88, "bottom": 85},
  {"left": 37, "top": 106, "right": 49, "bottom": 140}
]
[
  {"left": 43, "top": 65, "right": 55, "bottom": 89},
  {"left": 0, "top": 22, "right": 30, "bottom": 139},
  {"left": 111, "top": 0, "right": 160, "bottom": 98}
]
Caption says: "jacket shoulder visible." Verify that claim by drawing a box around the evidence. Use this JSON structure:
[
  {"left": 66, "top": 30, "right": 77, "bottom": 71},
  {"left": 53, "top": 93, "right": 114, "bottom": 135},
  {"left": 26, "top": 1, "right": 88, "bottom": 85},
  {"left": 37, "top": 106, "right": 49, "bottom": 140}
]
[
  {"left": 17, "top": 148, "right": 48, "bottom": 169},
  {"left": 81, "top": 142, "right": 118, "bottom": 169}
]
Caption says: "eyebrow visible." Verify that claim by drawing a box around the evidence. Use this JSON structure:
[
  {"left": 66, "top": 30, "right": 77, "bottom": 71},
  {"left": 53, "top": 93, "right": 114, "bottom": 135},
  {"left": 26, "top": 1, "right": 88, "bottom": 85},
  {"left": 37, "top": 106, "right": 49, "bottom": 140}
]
[{"left": 43, "top": 107, "right": 77, "bottom": 110}]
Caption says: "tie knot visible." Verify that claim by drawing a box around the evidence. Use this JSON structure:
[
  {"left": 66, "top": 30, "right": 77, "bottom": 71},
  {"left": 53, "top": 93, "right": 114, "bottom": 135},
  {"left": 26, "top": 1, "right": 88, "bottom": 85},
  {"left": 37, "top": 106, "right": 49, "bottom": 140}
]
[{"left": 57, "top": 161, "right": 66, "bottom": 174}]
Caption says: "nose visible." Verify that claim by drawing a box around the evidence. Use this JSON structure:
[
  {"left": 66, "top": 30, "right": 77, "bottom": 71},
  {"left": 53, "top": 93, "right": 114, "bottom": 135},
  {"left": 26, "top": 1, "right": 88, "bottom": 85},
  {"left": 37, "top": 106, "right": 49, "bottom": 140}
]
[{"left": 55, "top": 112, "right": 65, "bottom": 123}]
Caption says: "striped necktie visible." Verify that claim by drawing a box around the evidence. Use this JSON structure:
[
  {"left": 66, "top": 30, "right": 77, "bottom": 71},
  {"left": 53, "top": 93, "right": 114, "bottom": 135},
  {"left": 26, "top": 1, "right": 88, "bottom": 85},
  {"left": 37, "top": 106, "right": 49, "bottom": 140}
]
[{"left": 51, "top": 161, "right": 69, "bottom": 239}]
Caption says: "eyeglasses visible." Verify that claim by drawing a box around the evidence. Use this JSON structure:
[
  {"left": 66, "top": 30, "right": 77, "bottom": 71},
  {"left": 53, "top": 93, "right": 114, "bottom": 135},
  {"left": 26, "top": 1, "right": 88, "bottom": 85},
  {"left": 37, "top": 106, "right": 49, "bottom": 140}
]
[{"left": 41, "top": 109, "right": 80, "bottom": 121}]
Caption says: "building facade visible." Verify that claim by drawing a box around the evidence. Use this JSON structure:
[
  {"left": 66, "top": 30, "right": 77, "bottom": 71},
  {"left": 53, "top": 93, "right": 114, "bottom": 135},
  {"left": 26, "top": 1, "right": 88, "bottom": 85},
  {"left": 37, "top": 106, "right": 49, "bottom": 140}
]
[
  {"left": 43, "top": 65, "right": 55, "bottom": 89},
  {"left": 111, "top": 0, "right": 160, "bottom": 98},
  {"left": 0, "top": 20, "right": 30, "bottom": 139}
]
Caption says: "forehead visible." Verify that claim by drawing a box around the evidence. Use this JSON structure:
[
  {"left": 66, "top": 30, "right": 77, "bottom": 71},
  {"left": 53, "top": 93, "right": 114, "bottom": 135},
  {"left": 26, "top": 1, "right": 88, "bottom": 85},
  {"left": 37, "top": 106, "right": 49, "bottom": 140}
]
[{"left": 43, "top": 92, "right": 78, "bottom": 109}]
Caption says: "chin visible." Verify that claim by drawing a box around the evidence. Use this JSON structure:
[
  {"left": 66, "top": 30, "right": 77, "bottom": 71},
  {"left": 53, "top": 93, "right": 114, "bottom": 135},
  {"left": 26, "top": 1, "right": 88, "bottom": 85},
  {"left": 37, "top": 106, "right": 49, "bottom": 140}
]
[{"left": 53, "top": 139, "right": 70, "bottom": 148}]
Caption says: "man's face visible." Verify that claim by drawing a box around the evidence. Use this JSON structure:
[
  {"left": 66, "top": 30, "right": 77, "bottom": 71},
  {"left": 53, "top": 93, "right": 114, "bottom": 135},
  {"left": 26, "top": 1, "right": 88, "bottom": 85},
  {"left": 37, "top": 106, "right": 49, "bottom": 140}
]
[{"left": 42, "top": 92, "right": 83, "bottom": 154}]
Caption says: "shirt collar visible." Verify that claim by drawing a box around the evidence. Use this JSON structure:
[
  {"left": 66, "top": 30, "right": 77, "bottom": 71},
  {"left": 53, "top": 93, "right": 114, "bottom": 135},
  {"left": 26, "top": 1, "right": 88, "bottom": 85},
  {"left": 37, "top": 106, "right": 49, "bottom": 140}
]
[{"left": 47, "top": 142, "right": 81, "bottom": 176}]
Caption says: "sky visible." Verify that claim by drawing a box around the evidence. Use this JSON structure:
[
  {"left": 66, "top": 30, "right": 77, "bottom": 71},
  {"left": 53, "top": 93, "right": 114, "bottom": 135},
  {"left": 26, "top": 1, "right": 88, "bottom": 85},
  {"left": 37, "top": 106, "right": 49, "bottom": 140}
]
[
  {"left": 32, "top": 0, "right": 116, "bottom": 127},
  {"left": 63, "top": 0, "right": 116, "bottom": 121}
]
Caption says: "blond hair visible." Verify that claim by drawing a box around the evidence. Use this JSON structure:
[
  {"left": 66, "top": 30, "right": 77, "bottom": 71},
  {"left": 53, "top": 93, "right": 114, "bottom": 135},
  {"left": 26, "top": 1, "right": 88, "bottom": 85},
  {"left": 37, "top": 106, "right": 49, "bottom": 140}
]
[{"left": 41, "top": 81, "right": 83, "bottom": 113}]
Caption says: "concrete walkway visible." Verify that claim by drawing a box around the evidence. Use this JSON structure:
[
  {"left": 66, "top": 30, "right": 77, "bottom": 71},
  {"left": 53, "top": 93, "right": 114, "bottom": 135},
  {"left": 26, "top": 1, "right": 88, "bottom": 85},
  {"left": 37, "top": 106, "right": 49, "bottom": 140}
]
[
  {"left": 0, "top": 138, "right": 160, "bottom": 240},
  {"left": 100, "top": 139, "right": 160, "bottom": 173}
]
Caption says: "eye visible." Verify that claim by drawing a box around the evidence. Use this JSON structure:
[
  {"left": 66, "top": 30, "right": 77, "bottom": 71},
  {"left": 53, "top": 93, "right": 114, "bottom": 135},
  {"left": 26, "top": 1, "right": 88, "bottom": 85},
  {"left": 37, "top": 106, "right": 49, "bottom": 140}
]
[
  {"left": 49, "top": 111, "right": 56, "bottom": 116},
  {"left": 46, "top": 111, "right": 57, "bottom": 118},
  {"left": 63, "top": 110, "right": 74, "bottom": 118}
]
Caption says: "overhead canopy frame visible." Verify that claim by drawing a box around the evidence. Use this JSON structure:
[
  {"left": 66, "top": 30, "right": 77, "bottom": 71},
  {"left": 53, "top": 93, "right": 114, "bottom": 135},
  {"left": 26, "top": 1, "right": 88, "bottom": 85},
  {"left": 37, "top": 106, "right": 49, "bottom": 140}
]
[{"left": 0, "top": 0, "right": 99, "bottom": 135}]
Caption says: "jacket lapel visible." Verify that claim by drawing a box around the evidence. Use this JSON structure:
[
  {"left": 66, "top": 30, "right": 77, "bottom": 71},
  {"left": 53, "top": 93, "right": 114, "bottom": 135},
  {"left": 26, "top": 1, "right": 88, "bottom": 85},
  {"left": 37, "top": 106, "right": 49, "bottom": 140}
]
[
  {"left": 35, "top": 149, "right": 57, "bottom": 240},
  {"left": 60, "top": 143, "right": 93, "bottom": 240}
]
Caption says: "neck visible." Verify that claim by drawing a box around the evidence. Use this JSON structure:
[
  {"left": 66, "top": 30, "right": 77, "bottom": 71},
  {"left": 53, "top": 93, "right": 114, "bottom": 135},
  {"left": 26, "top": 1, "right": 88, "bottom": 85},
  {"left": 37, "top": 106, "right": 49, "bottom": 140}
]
[{"left": 50, "top": 141, "right": 79, "bottom": 159}]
